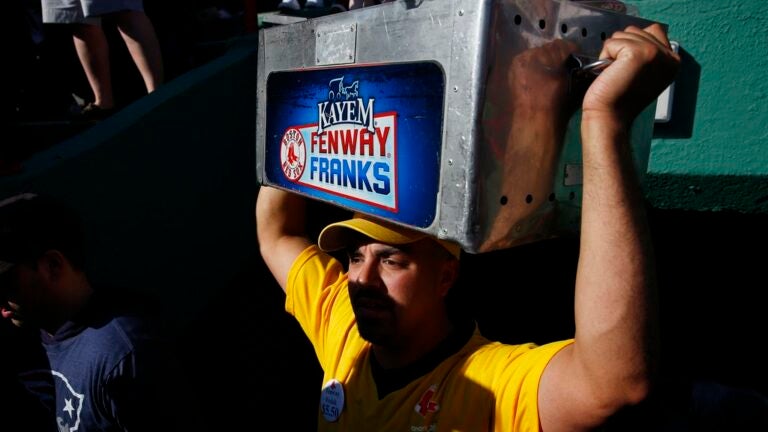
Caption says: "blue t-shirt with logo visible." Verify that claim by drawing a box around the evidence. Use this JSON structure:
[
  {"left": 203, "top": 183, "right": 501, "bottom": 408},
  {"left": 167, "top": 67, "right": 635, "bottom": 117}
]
[{"left": 14, "top": 291, "right": 184, "bottom": 431}]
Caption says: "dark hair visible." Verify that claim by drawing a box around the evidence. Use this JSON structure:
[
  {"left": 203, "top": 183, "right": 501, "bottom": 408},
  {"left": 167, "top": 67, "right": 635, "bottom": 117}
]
[{"left": 0, "top": 193, "right": 86, "bottom": 270}]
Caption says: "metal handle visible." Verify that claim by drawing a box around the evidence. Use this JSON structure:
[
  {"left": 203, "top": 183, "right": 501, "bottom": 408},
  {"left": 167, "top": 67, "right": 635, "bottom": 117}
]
[
  {"left": 580, "top": 58, "right": 613, "bottom": 75},
  {"left": 569, "top": 54, "right": 614, "bottom": 76}
]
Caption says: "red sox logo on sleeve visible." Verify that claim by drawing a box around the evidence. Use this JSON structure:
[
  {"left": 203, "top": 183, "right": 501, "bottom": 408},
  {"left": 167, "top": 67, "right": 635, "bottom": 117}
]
[{"left": 414, "top": 384, "right": 440, "bottom": 417}]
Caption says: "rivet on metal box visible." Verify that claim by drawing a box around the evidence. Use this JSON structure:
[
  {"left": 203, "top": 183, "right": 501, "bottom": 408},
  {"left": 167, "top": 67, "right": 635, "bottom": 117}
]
[{"left": 256, "top": 0, "right": 663, "bottom": 254}]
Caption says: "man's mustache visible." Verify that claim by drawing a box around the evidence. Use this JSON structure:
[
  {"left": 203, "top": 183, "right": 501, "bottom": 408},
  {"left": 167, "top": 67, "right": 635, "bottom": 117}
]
[{"left": 349, "top": 284, "right": 395, "bottom": 308}]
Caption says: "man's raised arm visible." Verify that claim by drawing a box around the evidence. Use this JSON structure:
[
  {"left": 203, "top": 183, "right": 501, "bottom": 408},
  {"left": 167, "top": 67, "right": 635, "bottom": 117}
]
[
  {"left": 255, "top": 186, "right": 314, "bottom": 292},
  {"left": 538, "top": 23, "right": 680, "bottom": 431}
]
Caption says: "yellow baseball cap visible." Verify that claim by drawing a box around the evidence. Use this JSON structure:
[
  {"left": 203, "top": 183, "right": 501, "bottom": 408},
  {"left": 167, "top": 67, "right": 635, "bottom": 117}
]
[{"left": 318, "top": 213, "right": 461, "bottom": 259}]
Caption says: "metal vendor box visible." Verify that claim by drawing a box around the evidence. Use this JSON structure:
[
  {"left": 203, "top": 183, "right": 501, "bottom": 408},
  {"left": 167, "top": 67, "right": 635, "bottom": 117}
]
[{"left": 256, "top": 0, "right": 661, "bottom": 254}]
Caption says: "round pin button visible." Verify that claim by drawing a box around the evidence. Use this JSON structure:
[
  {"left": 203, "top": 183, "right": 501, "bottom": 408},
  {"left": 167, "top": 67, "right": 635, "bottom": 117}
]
[{"left": 320, "top": 379, "right": 345, "bottom": 422}]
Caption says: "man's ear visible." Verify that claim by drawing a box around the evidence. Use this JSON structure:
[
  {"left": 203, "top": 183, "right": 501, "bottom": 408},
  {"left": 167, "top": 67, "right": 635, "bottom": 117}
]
[
  {"left": 438, "top": 259, "right": 460, "bottom": 298},
  {"left": 37, "top": 250, "right": 67, "bottom": 282}
]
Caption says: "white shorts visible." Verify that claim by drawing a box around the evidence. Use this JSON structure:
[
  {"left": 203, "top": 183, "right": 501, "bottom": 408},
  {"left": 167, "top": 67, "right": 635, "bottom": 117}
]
[{"left": 41, "top": 0, "right": 144, "bottom": 25}]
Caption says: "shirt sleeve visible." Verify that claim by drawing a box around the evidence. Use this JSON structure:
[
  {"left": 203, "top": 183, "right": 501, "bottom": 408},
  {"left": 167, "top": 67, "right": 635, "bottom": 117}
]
[
  {"left": 285, "top": 245, "right": 350, "bottom": 367},
  {"left": 491, "top": 339, "right": 574, "bottom": 431},
  {"left": 103, "top": 336, "right": 193, "bottom": 431}
]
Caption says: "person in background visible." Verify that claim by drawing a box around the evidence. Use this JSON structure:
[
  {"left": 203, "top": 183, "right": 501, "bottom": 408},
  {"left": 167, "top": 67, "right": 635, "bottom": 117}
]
[
  {"left": 256, "top": 24, "right": 680, "bottom": 431},
  {"left": 41, "top": 0, "right": 163, "bottom": 120},
  {"left": 0, "top": 192, "right": 189, "bottom": 431},
  {"left": 279, "top": 0, "right": 348, "bottom": 13},
  {"left": 348, "top": 0, "right": 393, "bottom": 10}
]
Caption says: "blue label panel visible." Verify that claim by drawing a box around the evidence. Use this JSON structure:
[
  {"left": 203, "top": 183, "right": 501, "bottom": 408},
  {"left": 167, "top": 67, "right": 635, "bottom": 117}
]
[{"left": 265, "top": 62, "right": 445, "bottom": 229}]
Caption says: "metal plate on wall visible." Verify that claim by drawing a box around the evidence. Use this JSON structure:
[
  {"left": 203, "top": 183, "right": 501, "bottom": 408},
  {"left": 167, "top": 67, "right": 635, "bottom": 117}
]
[{"left": 316, "top": 23, "right": 357, "bottom": 66}]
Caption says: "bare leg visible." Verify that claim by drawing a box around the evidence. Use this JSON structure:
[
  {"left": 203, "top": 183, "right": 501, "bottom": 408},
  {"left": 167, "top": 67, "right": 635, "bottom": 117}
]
[
  {"left": 349, "top": 0, "right": 382, "bottom": 9},
  {"left": 113, "top": 10, "right": 163, "bottom": 93},
  {"left": 279, "top": 0, "right": 301, "bottom": 11},
  {"left": 72, "top": 23, "right": 114, "bottom": 108}
]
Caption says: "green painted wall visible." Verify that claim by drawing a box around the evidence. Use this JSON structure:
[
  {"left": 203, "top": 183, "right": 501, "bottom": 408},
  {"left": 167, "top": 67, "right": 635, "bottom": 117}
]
[{"left": 635, "top": 0, "right": 768, "bottom": 212}]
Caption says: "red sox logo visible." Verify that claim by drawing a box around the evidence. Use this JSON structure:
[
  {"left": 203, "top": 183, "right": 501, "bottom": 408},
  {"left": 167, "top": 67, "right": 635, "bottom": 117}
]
[
  {"left": 280, "top": 127, "right": 306, "bottom": 181},
  {"left": 414, "top": 385, "right": 440, "bottom": 417}
]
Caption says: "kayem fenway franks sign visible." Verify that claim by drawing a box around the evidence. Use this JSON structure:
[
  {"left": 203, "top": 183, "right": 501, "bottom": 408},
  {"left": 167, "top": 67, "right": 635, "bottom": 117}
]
[{"left": 265, "top": 63, "right": 445, "bottom": 228}]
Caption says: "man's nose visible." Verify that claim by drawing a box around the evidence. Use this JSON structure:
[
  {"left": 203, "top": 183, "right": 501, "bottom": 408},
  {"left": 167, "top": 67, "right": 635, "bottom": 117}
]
[{"left": 354, "top": 259, "right": 379, "bottom": 286}]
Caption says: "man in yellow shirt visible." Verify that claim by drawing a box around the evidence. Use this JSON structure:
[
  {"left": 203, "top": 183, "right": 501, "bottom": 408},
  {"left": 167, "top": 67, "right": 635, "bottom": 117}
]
[{"left": 256, "top": 24, "right": 679, "bottom": 431}]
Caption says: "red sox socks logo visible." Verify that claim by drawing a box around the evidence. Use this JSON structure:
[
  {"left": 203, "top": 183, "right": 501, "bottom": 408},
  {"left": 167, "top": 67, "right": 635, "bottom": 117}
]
[{"left": 280, "top": 127, "right": 306, "bottom": 181}]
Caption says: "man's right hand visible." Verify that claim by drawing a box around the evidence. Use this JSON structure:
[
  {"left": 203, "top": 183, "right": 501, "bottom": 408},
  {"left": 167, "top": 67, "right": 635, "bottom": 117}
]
[{"left": 582, "top": 23, "right": 681, "bottom": 127}]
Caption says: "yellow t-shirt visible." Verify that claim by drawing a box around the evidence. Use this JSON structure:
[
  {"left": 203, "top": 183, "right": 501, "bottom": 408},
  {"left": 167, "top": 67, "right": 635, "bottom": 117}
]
[{"left": 286, "top": 245, "right": 573, "bottom": 432}]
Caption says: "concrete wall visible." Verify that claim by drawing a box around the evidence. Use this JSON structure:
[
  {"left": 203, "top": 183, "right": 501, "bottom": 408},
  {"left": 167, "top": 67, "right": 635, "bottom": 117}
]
[
  {"left": 2, "top": 37, "right": 261, "bottom": 326},
  {"left": 2, "top": 34, "right": 323, "bottom": 430}
]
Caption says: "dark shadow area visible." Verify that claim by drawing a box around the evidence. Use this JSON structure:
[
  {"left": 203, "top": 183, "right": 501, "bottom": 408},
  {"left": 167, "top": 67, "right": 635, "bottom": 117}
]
[
  {"left": 173, "top": 197, "right": 347, "bottom": 429},
  {"left": 460, "top": 235, "right": 579, "bottom": 346},
  {"left": 649, "top": 207, "right": 768, "bottom": 431},
  {"left": 598, "top": 207, "right": 768, "bottom": 431},
  {"left": 650, "top": 208, "right": 768, "bottom": 396},
  {"left": 652, "top": 46, "right": 700, "bottom": 139},
  {"left": 175, "top": 255, "right": 323, "bottom": 430}
]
